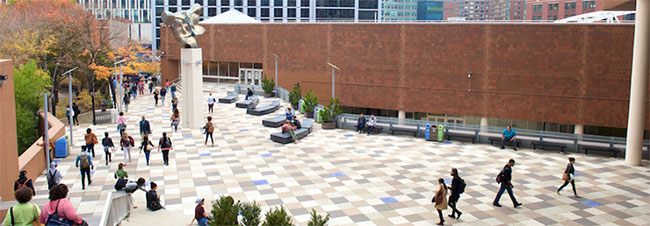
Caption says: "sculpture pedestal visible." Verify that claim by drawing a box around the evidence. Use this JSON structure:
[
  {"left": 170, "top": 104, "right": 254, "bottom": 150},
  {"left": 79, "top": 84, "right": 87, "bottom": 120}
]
[{"left": 180, "top": 48, "right": 204, "bottom": 129}]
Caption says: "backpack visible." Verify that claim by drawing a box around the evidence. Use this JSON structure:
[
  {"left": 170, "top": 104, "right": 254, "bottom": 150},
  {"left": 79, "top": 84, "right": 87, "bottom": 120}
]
[
  {"left": 129, "top": 136, "right": 135, "bottom": 146},
  {"left": 16, "top": 179, "right": 30, "bottom": 190},
  {"left": 171, "top": 86, "right": 176, "bottom": 92},
  {"left": 163, "top": 137, "right": 171, "bottom": 147},
  {"left": 457, "top": 178, "right": 466, "bottom": 194},
  {"left": 207, "top": 123, "right": 214, "bottom": 133},
  {"left": 80, "top": 154, "right": 90, "bottom": 168},
  {"left": 48, "top": 170, "right": 58, "bottom": 188},
  {"left": 46, "top": 200, "right": 75, "bottom": 226},
  {"left": 496, "top": 170, "right": 503, "bottom": 184},
  {"left": 114, "top": 178, "right": 128, "bottom": 191}
]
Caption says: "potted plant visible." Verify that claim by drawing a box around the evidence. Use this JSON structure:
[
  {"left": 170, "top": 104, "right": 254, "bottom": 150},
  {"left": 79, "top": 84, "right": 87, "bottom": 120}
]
[
  {"left": 288, "top": 82, "right": 302, "bottom": 110},
  {"left": 307, "top": 209, "right": 330, "bottom": 226},
  {"left": 303, "top": 89, "right": 318, "bottom": 118},
  {"left": 262, "top": 206, "right": 294, "bottom": 226},
  {"left": 319, "top": 98, "right": 342, "bottom": 129},
  {"left": 261, "top": 76, "right": 275, "bottom": 97}
]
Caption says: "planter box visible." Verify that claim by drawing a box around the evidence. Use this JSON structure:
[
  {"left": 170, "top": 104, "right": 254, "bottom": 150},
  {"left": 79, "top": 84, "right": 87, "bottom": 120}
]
[
  {"left": 305, "top": 111, "right": 314, "bottom": 118},
  {"left": 264, "top": 92, "right": 274, "bottom": 98},
  {"left": 322, "top": 121, "right": 336, "bottom": 129},
  {"left": 291, "top": 103, "right": 299, "bottom": 111}
]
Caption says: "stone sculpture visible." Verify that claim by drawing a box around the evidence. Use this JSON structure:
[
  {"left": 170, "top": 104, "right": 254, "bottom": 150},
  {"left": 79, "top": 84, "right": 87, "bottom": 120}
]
[{"left": 161, "top": 4, "right": 205, "bottom": 48}]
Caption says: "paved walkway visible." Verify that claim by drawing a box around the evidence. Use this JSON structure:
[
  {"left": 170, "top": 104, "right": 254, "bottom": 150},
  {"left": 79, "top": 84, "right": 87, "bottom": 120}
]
[{"left": 26, "top": 83, "right": 650, "bottom": 226}]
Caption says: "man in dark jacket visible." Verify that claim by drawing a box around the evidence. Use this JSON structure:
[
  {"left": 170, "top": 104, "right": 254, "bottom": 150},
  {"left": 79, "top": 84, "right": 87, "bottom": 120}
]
[
  {"left": 245, "top": 88, "right": 254, "bottom": 100},
  {"left": 356, "top": 113, "right": 366, "bottom": 133},
  {"left": 72, "top": 102, "right": 81, "bottom": 126},
  {"left": 140, "top": 116, "right": 152, "bottom": 137},
  {"left": 493, "top": 159, "right": 522, "bottom": 208},
  {"left": 14, "top": 170, "right": 35, "bottom": 195},
  {"left": 447, "top": 168, "right": 463, "bottom": 219}
]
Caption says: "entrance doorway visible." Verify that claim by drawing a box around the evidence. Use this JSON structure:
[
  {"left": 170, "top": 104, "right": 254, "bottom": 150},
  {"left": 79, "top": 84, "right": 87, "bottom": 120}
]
[{"left": 239, "top": 69, "right": 263, "bottom": 85}]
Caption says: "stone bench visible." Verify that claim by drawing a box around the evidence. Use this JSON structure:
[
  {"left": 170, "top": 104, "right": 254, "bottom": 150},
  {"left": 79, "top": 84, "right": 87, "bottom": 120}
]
[
  {"left": 446, "top": 129, "right": 477, "bottom": 143},
  {"left": 390, "top": 124, "right": 418, "bottom": 137},
  {"left": 235, "top": 100, "right": 253, "bottom": 108},
  {"left": 270, "top": 119, "right": 314, "bottom": 144},
  {"left": 247, "top": 100, "right": 280, "bottom": 116},
  {"left": 263, "top": 116, "right": 286, "bottom": 128},
  {"left": 218, "top": 91, "right": 238, "bottom": 103}
]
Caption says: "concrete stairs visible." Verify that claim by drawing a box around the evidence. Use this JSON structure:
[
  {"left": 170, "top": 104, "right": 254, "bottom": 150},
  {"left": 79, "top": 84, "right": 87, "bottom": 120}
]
[{"left": 119, "top": 194, "right": 191, "bottom": 226}]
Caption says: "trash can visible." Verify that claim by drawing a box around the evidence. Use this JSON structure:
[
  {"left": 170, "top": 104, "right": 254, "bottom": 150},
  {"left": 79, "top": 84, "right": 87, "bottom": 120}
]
[
  {"left": 54, "top": 137, "right": 68, "bottom": 158},
  {"left": 437, "top": 125, "right": 445, "bottom": 142},
  {"left": 299, "top": 99, "right": 305, "bottom": 113},
  {"left": 315, "top": 107, "right": 323, "bottom": 123},
  {"left": 425, "top": 124, "right": 431, "bottom": 141}
]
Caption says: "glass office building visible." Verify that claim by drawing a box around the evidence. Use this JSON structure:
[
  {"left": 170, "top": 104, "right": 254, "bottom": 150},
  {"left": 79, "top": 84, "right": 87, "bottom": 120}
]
[
  {"left": 77, "top": 0, "right": 152, "bottom": 23},
  {"left": 382, "top": 0, "right": 417, "bottom": 21},
  {"left": 152, "top": 0, "right": 381, "bottom": 51},
  {"left": 416, "top": 0, "right": 443, "bottom": 20}
]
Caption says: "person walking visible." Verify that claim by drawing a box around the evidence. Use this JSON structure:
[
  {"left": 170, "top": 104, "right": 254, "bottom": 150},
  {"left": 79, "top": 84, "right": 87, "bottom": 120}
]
[
  {"left": 102, "top": 132, "right": 114, "bottom": 165},
  {"left": 493, "top": 159, "right": 522, "bottom": 208},
  {"left": 207, "top": 93, "right": 216, "bottom": 113},
  {"left": 367, "top": 115, "right": 377, "bottom": 135},
  {"left": 172, "top": 96, "right": 179, "bottom": 111},
  {"left": 447, "top": 168, "right": 463, "bottom": 220},
  {"left": 148, "top": 81, "right": 154, "bottom": 94},
  {"left": 2, "top": 187, "right": 40, "bottom": 226},
  {"left": 160, "top": 87, "right": 167, "bottom": 106},
  {"left": 170, "top": 109, "right": 180, "bottom": 132},
  {"left": 433, "top": 178, "right": 448, "bottom": 225},
  {"left": 39, "top": 184, "right": 86, "bottom": 225},
  {"left": 153, "top": 88, "right": 160, "bottom": 106},
  {"left": 66, "top": 105, "right": 75, "bottom": 126},
  {"left": 158, "top": 132, "right": 173, "bottom": 166},
  {"left": 356, "top": 113, "right": 366, "bottom": 133},
  {"left": 46, "top": 162, "right": 63, "bottom": 190},
  {"left": 117, "top": 112, "right": 127, "bottom": 136},
  {"left": 120, "top": 132, "right": 135, "bottom": 165},
  {"left": 203, "top": 116, "right": 215, "bottom": 146},
  {"left": 84, "top": 128, "right": 98, "bottom": 158},
  {"left": 14, "top": 170, "right": 35, "bottom": 195},
  {"left": 557, "top": 157, "right": 580, "bottom": 198},
  {"left": 114, "top": 163, "right": 128, "bottom": 179},
  {"left": 72, "top": 103, "right": 81, "bottom": 126},
  {"left": 140, "top": 116, "right": 152, "bottom": 137},
  {"left": 140, "top": 135, "right": 155, "bottom": 166},
  {"left": 170, "top": 84, "right": 177, "bottom": 98},
  {"left": 75, "top": 146, "right": 93, "bottom": 190},
  {"left": 123, "top": 93, "right": 131, "bottom": 112}
]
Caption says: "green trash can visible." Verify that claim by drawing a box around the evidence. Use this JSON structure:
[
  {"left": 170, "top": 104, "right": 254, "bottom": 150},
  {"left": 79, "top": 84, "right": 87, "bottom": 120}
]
[
  {"left": 437, "top": 125, "right": 445, "bottom": 142},
  {"left": 315, "top": 108, "right": 323, "bottom": 123},
  {"left": 300, "top": 100, "right": 306, "bottom": 114}
]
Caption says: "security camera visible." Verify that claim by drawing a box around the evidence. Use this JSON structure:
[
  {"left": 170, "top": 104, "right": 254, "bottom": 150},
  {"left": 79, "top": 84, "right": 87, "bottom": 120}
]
[{"left": 0, "top": 74, "right": 7, "bottom": 86}]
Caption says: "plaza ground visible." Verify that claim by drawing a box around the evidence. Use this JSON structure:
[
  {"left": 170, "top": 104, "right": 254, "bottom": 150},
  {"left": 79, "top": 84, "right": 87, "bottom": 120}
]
[{"left": 24, "top": 83, "right": 650, "bottom": 225}]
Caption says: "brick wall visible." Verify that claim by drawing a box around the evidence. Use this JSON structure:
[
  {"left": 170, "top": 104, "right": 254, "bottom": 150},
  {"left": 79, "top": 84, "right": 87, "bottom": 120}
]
[{"left": 161, "top": 23, "right": 648, "bottom": 129}]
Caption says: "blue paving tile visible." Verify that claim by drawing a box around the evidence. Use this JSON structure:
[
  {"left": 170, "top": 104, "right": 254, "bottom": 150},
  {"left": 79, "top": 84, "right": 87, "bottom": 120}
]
[
  {"left": 239, "top": 129, "right": 248, "bottom": 132},
  {"left": 332, "top": 172, "right": 346, "bottom": 177},
  {"left": 442, "top": 141, "right": 453, "bottom": 144},
  {"left": 148, "top": 107, "right": 155, "bottom": 110},
  {"left": 444, "top": 178, "right": 452, "bottom": 184},
  {"left": 581, "top": 200, "right": 602, "bottom": 208},
  {"left": 253, "top": 180, "right": 269, "bottom": 186},
  {"left": 344, "top": 134, "right": 354, "bottom": 137},
  {"left": 260, "top": 153, "right": 272, "bottom": 157},
  {"left": 53, "top": 159, "right": 62, "bottom": 163},
  {"left": 574, "top": 173, "right": 580, "bottom": 177},
  {"left": 380, "top": 197, "right": 398, "bottom": 204},
  {"left": 199, "top": 153, "right": 211, "bottom": 157},
  {"left": 355, "top": 150, "right": 367, "bottom": 154},
  {"left": 183, "top": 135, "right": 193, "bottom": 138}
]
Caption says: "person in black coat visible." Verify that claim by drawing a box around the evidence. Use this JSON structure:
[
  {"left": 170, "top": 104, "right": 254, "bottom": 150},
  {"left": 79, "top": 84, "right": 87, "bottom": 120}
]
[
  {"left": 356, "top": 113, "right": 366, "bottom": 133},
  {"left": 447, "top": 168, "right": 462, "bottom": 219},
  {"left": 146, "top": 182, "right": 163, "bottom": 211},
  {"left": 14, "top": 170, "right": 35, "bottom": 195},
  {"left": 245, "top": 88, "right": 254, "bottom": 100},
  {"left": 72, "top": 103, "right": 81, "bottom": 126},
  {"left": 493, "top": 159, "right": 522, "bottom": 208},
  {"left": 557, "top": 157, "right": 579, "bottom": 197}
]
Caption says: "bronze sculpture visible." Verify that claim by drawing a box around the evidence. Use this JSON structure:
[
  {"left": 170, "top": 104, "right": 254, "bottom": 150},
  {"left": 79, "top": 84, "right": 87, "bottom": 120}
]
[{"left": 161, "top": 4, "right": 205, "bottom": 48}]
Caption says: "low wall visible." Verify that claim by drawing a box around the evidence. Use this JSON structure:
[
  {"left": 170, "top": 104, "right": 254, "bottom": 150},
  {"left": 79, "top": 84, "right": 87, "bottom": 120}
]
[{"left": 18, "top": 112, "right": 66, "bottom": 182}]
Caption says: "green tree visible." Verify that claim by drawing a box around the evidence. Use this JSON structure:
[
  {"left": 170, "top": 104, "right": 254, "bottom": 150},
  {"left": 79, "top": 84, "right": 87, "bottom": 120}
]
[
  {"left": 240, "top": 201, "right": 262, "bottom": 226},
  {"left": 14, "top": 60, "right": 51, "bottom": 154},
  {"left": 209, "top": 196, "right": 240, "bottom": 226},
  {"left": 262, "top": 206, "right": 294, "bottom": 226}
]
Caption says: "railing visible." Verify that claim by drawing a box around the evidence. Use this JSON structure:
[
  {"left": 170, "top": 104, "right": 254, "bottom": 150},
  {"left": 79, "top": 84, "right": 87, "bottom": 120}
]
[
  {"left": 336, "top": 113, "right": 649, "bottom": 157},
  {"left": 260, "top": 19, "right": 636, "bottom": 24},
  {"left": 98, "top": 192, "right": 133, "bottom": 226}
]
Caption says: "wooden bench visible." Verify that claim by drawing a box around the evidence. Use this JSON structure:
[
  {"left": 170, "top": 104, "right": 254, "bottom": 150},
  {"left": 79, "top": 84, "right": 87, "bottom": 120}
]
[
  {"left": 390, "top": 124, "right": 418, "bottom": 137},
  {"left": 531, "top": 139, "right": 568, "bottom": 152},
  {"left": 446, "top": 130, "right": 477, "bottom": 143}
]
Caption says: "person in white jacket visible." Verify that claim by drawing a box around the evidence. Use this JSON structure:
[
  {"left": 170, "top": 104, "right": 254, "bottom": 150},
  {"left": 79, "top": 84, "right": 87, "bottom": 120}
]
[{"left": 367, "top": 115, "right": 377, "bottom": 135}]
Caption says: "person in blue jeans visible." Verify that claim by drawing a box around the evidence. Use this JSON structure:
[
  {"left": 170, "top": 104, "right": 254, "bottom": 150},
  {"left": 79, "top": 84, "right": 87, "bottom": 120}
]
[
  {"left": 356, "top": 113, "right": 366, "bottom": 133},
  {"left": 245, "top": 88, "right": 254, "bottom": 100},
  {"left": 285, "top": 108, "right": 293, "bottom": 123},
  {"left": 367, "top": 115, "right": 377, "bottom": 135},
  {"left": 190, "top": 198, "right": 212, "bottom": 226},
  {"left": 493, "top": 159, "right": 522, "bottom": 208},
  {"left": 501, "top": 126, "right": 518, "bottom": 151}
]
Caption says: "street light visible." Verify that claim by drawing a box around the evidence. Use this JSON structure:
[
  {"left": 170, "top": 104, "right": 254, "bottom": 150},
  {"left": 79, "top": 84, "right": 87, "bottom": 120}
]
[
  {"left": 114, "top": 59, "right": 126, "bottom": 112},
  {"left": 327, "top": 62, "right": 340, "bottom": 99},
  {"left": 272, "top": 53, "right": 278, "bottom": 93},
  {"left": 63, "top": 67, "right": 78, "bottom": 143}
]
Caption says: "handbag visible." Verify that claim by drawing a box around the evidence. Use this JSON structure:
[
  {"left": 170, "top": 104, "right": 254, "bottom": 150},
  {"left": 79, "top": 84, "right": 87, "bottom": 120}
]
[
  {"left": 46, "top": 200, "right": 76, "bottom": 226},
  {"left": 33, "top": 204, "right": 44, "bottom": 226},
  {"left": 145, "top": 145, "right": 153, "bottom": 151},
  {"left": 562, "top": 173, "right": 569, "bottom": 181}
]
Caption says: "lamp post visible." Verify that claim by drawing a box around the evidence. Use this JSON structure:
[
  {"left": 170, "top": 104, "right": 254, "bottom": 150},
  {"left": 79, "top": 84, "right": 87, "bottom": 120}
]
[
  {"left": 43, "top": 91, "right": 50, "bottom": 170},
  {"left": 327, "top": 62, "right": 340, "bottom": 99},
  {"left": 114, "top": 59, "right": 126, "bottom": 112},
  {"left": 272, "top": 53, "right": 278, "bottom": 93},
  {"left": 63, "top": 67, "right": 78, "bottom": 143}
]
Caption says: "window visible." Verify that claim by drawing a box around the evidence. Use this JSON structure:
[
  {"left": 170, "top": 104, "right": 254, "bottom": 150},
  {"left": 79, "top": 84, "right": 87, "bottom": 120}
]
[
  {"left": 194, "top": 0, "right": 202, "bottom": 5},
  {"left": 288, "top": 8, "right": 296, "bottom": 17},
  {"left": 169, "top": 7, "right": 178, "bottom": 12},
  {"left": 261, "top": 8, "right": 269, "bottom": 16},
  {"left": 564, "top": 2, "right": 575, "bottom": 9},
  {"left": 236, "top": 7, "right": 243, "bottom": 11},
  {"left": 208, "top": 0, "right": 216, "bottom": 5},
  {"left": 301, "top": 0, "right": 308, "bottom": 6},
  {"left": 301, "top": 8, "right": 309, "bottom": 17},
  {"left": 208, "top": 7, "right": 217, "bottom": 15},
  {"left": 235, "top": 0, "right": 242, "bottom": 5},
  {"left": 221, "top": 7, "right": 228, "bottom": 12},
  {"left": 274, "top": 8, "right": 282, "bottom": 17},
  {"left": 169, "top": 0, "right": 177, "bottom": 5},
  {"left": 316, "top": 0, "right": 354, "bottom": 7},
  {"left": 247, "top": 0, "right": 255, "bottom": 6},
  {"left": 548, "top": 3, "right": 558, "bottom": 11},
  {"left": 248, "top": 8, "right": 256, "bottom": 16},
  {"left": 182, "top": 0, "right": 189, "bottom": 5},
  {"left": 358, "top": 10, "right": 376, "bottom": 20},
  {"left": 274, "top": 0, "right": 281, "bottom": 6},
  {"left": 155, "top": 0, "right": 163, "bottom": 5},
  {"left": 288, "top": 0, "right": 295, "bottom": 6},
  {"left": 261, "top": 0, "right": 269, "bottom": 6},
  {"left": 359, "top": 0, "right": 377, "bottom": 9},
  {"left": 316, "top": 9, "right": 354, "bottom": 20},
  {"left": 547, "top": 15, "right": 557, "bottom": 21}
]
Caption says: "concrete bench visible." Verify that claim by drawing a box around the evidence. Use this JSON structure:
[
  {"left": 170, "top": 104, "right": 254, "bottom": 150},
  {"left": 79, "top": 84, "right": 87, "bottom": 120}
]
[
  {"left": 270, "top": 119, "right": 313, "bottom": 144},
  {"left": 218, "top": 91, "right": 238, "bottom": 103},
  {"left": 235, "top": 100, "right": 253, "bottom": 108},
  {"left": 532, "top": 138, "right": 570, "bottom": 152},
  {"left": 390, "top": 124, "right": 418, "bottom": 137},
  {"left": 579, "top": 141, "right": 621, "bottom": 158},
  {"left": 356, "top": 123, "right": 385, "bottom": 134},
  {"left": 247, "top": 100, "right": 280, "bottom": 116},
  {"left": 262, "top": 116, "right": 286, "bottom": 128},
  {"left": 446, "top": 129, "right": 477, "bottom": 143},
  {"left": 488, "top": 137, "right": 521, "bottom": 147}
]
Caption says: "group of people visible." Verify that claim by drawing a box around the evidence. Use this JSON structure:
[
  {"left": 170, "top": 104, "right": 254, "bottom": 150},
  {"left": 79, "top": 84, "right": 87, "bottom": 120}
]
[
  {"left": 280, "top": 108, "right": 303, "bottom": 143},
  {"left": 355, "top": 113, "right": 377, "bottom": 135}
]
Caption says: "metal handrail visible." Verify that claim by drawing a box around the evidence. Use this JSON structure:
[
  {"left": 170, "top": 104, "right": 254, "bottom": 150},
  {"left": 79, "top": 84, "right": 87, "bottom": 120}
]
[{"left": 99, "top": 192, "right": 133, "bottom": 226}]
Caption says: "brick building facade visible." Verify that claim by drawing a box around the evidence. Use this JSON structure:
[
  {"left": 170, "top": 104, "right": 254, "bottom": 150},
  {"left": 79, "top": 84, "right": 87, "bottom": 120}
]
[{"left": 160, "top": 23, "right": 649, "bottom": 130}]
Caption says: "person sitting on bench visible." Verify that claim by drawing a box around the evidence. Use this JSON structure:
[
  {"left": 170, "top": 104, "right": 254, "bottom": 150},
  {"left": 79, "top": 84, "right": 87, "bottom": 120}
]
[
  {"left": 281, "top": 120, "right": 298, "bottom": 144},
  {"left": 245, "top": 88, "right": 254, "bottom": 100},
  {"left": 367, "top": 115, "right": 377, "bottom": 135},
  {"left": 356, "top": 113, "right": 366, "bottom": 133},
  {"left": 501, "top": 126, "right": 518, "bottom": 151},
  {"left": 292, "top": 115, "right": 301, "bottom": 130},
  {"left": 285, "top": 108, "right": 293, "bottom": 123}
]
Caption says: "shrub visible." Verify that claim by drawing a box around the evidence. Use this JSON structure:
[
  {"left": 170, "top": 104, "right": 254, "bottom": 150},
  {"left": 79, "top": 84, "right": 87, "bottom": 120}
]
[
  {"left": 262, "top": 76, "right": 275, "bottom": 93},
  {"left": 307, "top": 209, "right": 330, "bottom": 226},
  {"left": 240, "top": 201, "right": 262, "bottom": 226},
  {"left": 303, "top": 90, "right": 318, "bottom": 113},
  {"left": 319, "top": 98, "right": 342, "bottom": 123},
  {"left": 261, "top": 206, "right": 293, "bottom": 226},
  {"left": 13, "top": 60, "right": 51, "bottom": 155},
  {"left": 209, "top": 196, "right": 241, "bottom": 226},
  {"left": 288, "top": 83, "right": 301, "bottom": 105}
]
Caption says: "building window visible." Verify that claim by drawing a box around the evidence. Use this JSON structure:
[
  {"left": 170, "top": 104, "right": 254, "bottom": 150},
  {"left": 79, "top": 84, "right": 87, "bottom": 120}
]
[
  {"left": 547, "top": 15, "right": 557, "bottom": 21},
  {"left": 288, "top": 0, "right": 295, "bottom": 6},
  {"left": 247, "top": 0, "right": 255, "bottom": 5},
  {"left": 221, "top": 0, "right": 228, "bottom": 6},
  {"left": 359, "top": 0, "right": 377, "bottom": 9},
  {"left": 261, "top": 0, "right": 269, "bottom": 6},
  {"left": 248, "top": 8, "right": 256, "bottom": 16},
  {"left": 564, "top": 2, "right": 575, "bottom": 9},
  {"left": 301, "top": 8, "right": 309, "bottom": 18},
  {"left": 221, "top": 7, "right": 229, "bottom": 12},
  {"left": 208, "top": 7, "right": 217, "bottom": 15},
  {"left": 316, "top": 0, "right": 354, "bottom": 7},
  {"left": 261, "top": 8, "right": 269, "bottom": 17},
  {"left": 274, "top": 0, "right": 282, "bottom": 6},
  {"left": 182, "top": 0, "right": 189, "bottom": 5},
  {"left": 316, "top": 9, "right": 354, "bottom": 20},
  {"left": 548, "top": 3, "right": 558, "bottom": 11},
  {"left": 301, "top": 0, "right": 308, "bottom": 6},
  {"left": 359, "top": 10, "right": 376, "bottom": 20},
  {"left": 235, "top": 0, "right": 242, "bottom": 6},
  {"left": 208, "top": 0, "right": 216, "bottom": 5},
  {"left": 288, "top": 8, "right": 296, "bottom": 17},
  {"left": 274, "top": 8, "right": 282, "bottom": 17}
]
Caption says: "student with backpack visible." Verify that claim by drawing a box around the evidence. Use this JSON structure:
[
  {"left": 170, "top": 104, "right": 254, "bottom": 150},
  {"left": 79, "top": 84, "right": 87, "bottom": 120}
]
[
  {"left": 102, "top": 132, "right": 114, "bottom": 165},
  {"left": 75, "top": 146, "right": 94, "bottom": 190},
  {"left": 47, "top": 162, "right": 63, "bottom": 190},
  {"left": 146, "top": 182, "right": 164, "bottom": 211},
  {"left": 447, "top": 168, "right": 465, "bottom": 220},
  {"left": 39, "top": 184, "right": 87, "bottom": 225},
  {"left": 204, "top": 116, "right": 214, "bottom": 146},
  {"left": 14, "top": 170, "right": 35, "bottom": 195},
  {"left": 493, "top": 159, "right": 522, "bottom": 208},
  {"left": 160, "top": 87, "right": 167, "bottom": 106},
  {"left": 120, "top": 132, "right": 135, "bottom": 165},
  {"left": 2, "top": 187, "right": 40, "bottom": 226},
  {"left": 158, "top": 132, "right": 173, "bottom": 166}
]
